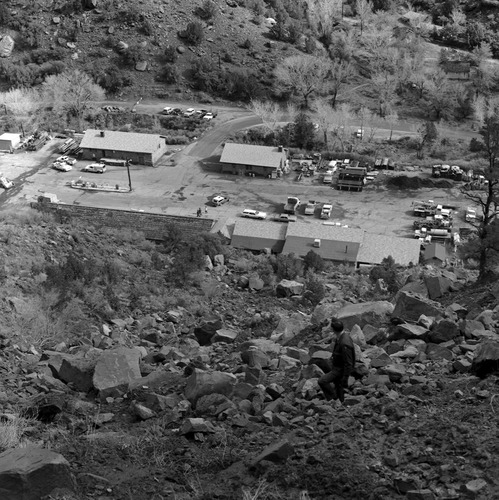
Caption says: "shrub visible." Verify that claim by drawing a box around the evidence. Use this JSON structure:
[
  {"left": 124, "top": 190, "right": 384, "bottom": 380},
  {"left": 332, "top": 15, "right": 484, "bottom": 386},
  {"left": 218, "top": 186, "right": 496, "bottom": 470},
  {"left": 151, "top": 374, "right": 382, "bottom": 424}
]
[
  {"left": 0, "top": 4, "right": 11, "bottom": 26},
  {"left": 197, "top": 0, "right": 217, "bottom": 20},
  {"left": 303, "top": 250, "right": 325, "bottom": 273},
  {"left": 275, "top": 253, "right": 302, "bottom": 280},
  {"left": 121, "top": 45, "right": 144, "bottom": 66},
  {"left": 184, "top": 21, "right": 204, "bottom": 45},
  {"left": 164, "top": 45, "right": 178, "bottom": 63},
  {"left": 369, "top": 256, "right": 399, "bottom": 293},
  {"left": 303, "top": 271, "right": 326, "bottom": 305},
  {"left": 469, "top": 137, "right": 484, "bottom": 152},
  {"left": 157, "top": 64, "right": 179, "bottom": 84},
  {"left": 241, "top": 38, "right": 252, "bottom": 49}
]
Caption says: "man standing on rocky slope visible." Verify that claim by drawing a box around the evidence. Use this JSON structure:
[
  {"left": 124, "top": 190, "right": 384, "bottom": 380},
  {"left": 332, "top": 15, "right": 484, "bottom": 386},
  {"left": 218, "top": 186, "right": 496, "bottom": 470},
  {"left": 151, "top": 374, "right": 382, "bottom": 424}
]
[{"left": 318, "top": 319, "right": 355, "bottom": 403}]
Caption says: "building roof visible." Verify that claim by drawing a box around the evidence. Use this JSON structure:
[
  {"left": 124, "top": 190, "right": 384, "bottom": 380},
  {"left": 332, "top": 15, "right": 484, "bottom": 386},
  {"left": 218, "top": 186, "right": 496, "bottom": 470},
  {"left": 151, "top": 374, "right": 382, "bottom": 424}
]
[
  {"left": 442, "top": 61, "right": 471, "bottom": 74},
  {"left": 0, "top": 133, "right": 21, "bottom": 141},
  {"left": 357, "top": 233, "right": 421, "bottom": 266},
  {"left": 220, "top": 143, "right": 285, "bottom": 169},
  {"left": 424, "top": 242, "right": 446, "bottom": 262},
  {"left": 80, "top": 129, "right": 163, "bottom": 154},
  {"left": 231, "top": 219, "right": 287, "bottom": 251},
  {"left": 283, "top": 223, "right": 364, "bottom": 261}
]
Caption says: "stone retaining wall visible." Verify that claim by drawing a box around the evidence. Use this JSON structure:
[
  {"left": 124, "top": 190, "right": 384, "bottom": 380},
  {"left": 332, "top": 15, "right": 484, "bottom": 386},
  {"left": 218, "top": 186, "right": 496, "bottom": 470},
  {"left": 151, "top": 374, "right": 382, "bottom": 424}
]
[{"left": 31, "top": 202, "right": 214, "bottom": 240}]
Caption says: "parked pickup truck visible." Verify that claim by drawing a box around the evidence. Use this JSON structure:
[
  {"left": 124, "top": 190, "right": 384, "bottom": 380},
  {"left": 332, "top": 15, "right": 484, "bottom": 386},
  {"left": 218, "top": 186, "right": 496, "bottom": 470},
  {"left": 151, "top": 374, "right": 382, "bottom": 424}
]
[
  {"left": 283, "top": 196, "right": 300, "bottom": 214},
  {"left": 320, "top": 203, "right": 333, "bottom": 219},
  {"left": 304, "top": 200, "right": 317, "bottom": 215},
  {"left": 323, "top": 170, "right": 333, "bottom": 184}
]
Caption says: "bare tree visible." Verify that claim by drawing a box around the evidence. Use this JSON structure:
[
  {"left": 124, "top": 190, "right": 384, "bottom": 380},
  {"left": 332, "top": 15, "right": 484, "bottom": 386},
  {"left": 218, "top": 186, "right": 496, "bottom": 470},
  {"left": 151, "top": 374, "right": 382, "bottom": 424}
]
[
  {"left": 312, "top": 98, "right": 335, "bottom": 147},
  {"left": 329, "top": 59, "right": 355, "bottom": 107},
  {"left": 42, "top": 69, "right": 105, "bottom": 122},
  {"left": 247, "top": 100, "right": 281, "bottom": 134},
  {"left": 355, "top": 0, "right": 373, "bottom": 35},
  {"left": 470, "top": 43, "right": 499, "bottom": 98},
  {"left": 370, "top": 69, "right": 398, "bottom": 116},
  {"left": 0, "top": 88, "right": 42, "bottom": 135},
  {"left": 383, "top": 110, "right": 399, "bottom": 142},
  {"left": 274, "top": 55, "right": 333, "bottom": 107},
  {"left": 305, "top": 0, "right": 342, "bottom": 41},
  {"left": 330, "top": 103, "right": 353, "bottom": 151}
]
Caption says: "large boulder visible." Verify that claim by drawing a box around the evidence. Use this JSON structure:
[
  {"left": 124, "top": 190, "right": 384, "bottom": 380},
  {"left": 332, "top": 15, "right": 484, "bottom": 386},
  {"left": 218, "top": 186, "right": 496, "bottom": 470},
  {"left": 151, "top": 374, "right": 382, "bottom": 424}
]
[
  {"left": 57, "top": 355, "right": 97, "bottom": 392},
  {"left": 427, "top": 319, "right": 460, "bottom": 344},
  {"left": 0, "top": 447, "right": 76, "bottom": 500},
  {"left": 0, "top": 35, "right": 14, "bottom": 58},
  {"left": 194, "top": 316, "right": 223, "bottom": 345},
  {"left": 271, "top": 313, "right": 309, "bottom": 343},
  {"left": 394, "top": 323, "right": 429, "bottom": 341},
  {"left": 425, "top": 275, "right": 452, "bottom": 300},
  {"left": 93, "top": 347, "right": 141, "bottom": 399},
  {"left": 471, "top": 341, "right": 499, "bottom": 378},
  {"left": 392, "top": 291, "right": 444, "bottom": 322},
  {"left": 184, "top": 369, "right": 237, "bottom": 406},
  {"left": 336, "top": 301, "right": 394, "bottom": 329},
  {"left": 311, "top": 303, "right": 343, "bottom": 326},
  {"left": 276, "top": 279, "right": 304, "bottom": 297}
]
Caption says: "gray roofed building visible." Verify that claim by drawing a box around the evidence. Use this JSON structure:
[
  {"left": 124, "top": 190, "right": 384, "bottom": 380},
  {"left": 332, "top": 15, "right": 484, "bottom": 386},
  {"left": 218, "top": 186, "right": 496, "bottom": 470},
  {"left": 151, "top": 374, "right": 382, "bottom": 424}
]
[
  {"left": 219, "top": 143, "right": 286, "bottom": 177},
  {"left": 357, "top": 233, "right": 421, "bottom": 267},
  {"left": 79, "top": 129, "right": 167, "bottom": 166},
  {"left": 231, "top": 219, "right": 287, "bottom": 253},
  {"left": 282, "top": 223, "right": 364, "bottom": 263},
  {"left": 423, "top": 242, "right": 447, "bottom": 264}
]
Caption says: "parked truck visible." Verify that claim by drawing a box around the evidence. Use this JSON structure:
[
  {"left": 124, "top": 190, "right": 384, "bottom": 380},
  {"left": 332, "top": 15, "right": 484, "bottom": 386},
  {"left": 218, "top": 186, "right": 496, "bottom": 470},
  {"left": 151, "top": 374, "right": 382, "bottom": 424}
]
[
  {"left": 284, "top": 196, "right": 300, "bottom": 214},
  {"left": 320, "top": 203, "right": 333, "bottom": 219}
]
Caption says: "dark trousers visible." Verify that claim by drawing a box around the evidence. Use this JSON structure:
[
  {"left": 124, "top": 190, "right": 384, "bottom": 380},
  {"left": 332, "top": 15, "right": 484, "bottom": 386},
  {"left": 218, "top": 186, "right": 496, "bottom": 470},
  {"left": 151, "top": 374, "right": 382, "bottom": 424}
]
[{"left": 318, "top": 367, "right": 345, "bottom": 402}]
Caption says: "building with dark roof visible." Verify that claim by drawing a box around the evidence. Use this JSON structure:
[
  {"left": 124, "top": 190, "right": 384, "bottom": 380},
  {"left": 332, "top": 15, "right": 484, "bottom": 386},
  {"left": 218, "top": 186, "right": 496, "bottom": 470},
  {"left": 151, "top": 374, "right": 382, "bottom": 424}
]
[
  {"left": 79, "top": 129, "right": 167, "bottom": 166},
  {"left": 357, "top": 233, "right": 421, "bottom": 267},
  {"left": 219, "top": 143, "right": 287, "bottom": 177},
  {"left": 231, "top": 219, "right": 287, "bottom": 253},
  {"left": 423, "top": 242, "right": 447, "bottom": 265},
  {"left": 337, "top": 166, "right": 367, "bottom": 191}
]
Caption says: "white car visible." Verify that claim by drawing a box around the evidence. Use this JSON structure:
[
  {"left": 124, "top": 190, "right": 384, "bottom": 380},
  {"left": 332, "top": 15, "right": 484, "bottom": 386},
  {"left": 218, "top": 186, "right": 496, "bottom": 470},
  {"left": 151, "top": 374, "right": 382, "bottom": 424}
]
[
  {"left": 52, "top": 162, "right": 72, "bottom": 172},
  {"left": 203, "top": 113, "right": 214, "bottom": 121},
  {"left": 242, "top": 209, "right": 267, "bottom": 220},
  {"left": 56, "top": 156, "right": 76, "bottom": 165},
  {"left": 183, "top": 108, "right": 195, "bottom": 117},
  {"left": 83, "top": 163, "right": 106, "bottom": 173},
  {"left": 0, "top": 176, "right": 14, "bottom": 189},
  {"left": 162, "top": 106, "right": 174, "bottom": 114},
  {"left": 212, "top": 195, "right": 230, "bottom": 206}
]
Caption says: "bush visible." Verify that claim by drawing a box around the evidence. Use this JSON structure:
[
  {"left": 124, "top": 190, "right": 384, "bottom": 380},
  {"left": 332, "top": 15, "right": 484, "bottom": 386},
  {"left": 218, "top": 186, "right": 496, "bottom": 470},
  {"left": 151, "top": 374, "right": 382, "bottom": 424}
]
[
  {"left": 470, "top": 137, "right": 484, "bottom": 152},
  {"left": 303, "top": 271, "right": 326, "bottom": 305},
  {"left": 197, "top": 0, "right": 217, "bottom": 20},
  {"left": 184, "top": 21, "right": 204, "bottom": 45},
  {"left": 275, "top": 253, "right": 302, "bottom": 280},
  {"left": 303, "top": 250, "right": 325, "bottom": 273},
  {"left": 369, "top": 256, "right": 399, "bottom": 293},
  {"left": 0, "top": 5, "right": 11, "bottom": 26},
  {"left": 157, "top": 64, "right": 179, "bottom": 84},
  {"left": 164, "top": 45, "right": 178, "bottom": 63}
]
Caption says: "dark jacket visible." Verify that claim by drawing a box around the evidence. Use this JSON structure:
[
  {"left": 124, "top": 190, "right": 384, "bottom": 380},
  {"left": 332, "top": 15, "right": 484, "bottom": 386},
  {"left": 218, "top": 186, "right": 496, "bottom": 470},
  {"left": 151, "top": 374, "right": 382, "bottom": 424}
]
[{"left": 332, "top": 332, "right": 356, "bottom": 381}]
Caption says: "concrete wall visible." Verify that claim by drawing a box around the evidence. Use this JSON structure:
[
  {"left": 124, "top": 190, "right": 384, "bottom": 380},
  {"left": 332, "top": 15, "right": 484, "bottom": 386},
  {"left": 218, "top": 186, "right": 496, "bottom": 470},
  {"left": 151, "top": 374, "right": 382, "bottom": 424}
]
[{"left": 31, "top": 203, "right": 214, "bottom": 240}]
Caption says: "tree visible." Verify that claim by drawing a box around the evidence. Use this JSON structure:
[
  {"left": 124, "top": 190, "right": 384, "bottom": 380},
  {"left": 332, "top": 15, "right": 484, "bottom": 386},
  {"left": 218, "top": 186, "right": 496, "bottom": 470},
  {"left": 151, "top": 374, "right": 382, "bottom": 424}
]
[
  {"left": 305, "top": 0, "right": 342, "bottom": 44},
  {"left": 370, "top": 69, "right": 397, "bottom": 116},
  {"left": 328, "top": 59, "right": 354, "bottom": 108},
  {"left": 383, "top": 109, "right": 398, "bottom": 142},
  {"left": 312, "top": 98, "right": 335, "bottom": 147},
  {"left": 42, "top": 70, "right": 105, "bottom": 122},
  {"left": 355, "top": 0, "right": 373, "bottom": 36},
  {"left": 422, "top": 68, "right": 458, "bottom": 120},
  {"left": 0, "top": 87, "right": 42, "bottom": 134},
  {"left": 470, "top": 43, "right": 499, "bottom": 98},
  {"left": 247, "top": 100, "right": 280, "bottom": 135},
  {"left": 415, "top": 120, "right": 438, "bottom": 158},
  {"left": 293, "top": 112, "right": 316, "bottom": 150},
  {"left": 274, "top": 55, "right": 333, "bottom": 107},
  {"left": 303, "top": 250, "right": 326, "bottom": 272},
  {"left": 462, "top": 102, "right": 499, "bottom": 277}
]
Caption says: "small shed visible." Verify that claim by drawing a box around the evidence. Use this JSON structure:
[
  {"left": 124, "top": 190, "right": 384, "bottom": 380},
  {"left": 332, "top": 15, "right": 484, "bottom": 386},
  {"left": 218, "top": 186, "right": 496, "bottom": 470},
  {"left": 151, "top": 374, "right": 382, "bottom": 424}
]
[
  {"left": 424, "top": 243, "right": 447, "bottom": 265},
  {"left": 0, "top": 133, "right": 21, "bottom": 152}
]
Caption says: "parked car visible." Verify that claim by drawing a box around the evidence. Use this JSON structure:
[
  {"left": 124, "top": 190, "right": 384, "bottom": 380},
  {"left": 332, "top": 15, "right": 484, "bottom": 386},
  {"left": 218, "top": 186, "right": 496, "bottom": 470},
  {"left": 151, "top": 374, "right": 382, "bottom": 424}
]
[
  {"left": 184, "top": 108, "right": 195, "bottom": 117},
  {"left": 323, "top": 170, "right": 333, "bottom": 184},
  {"left": 241, "top": 209, "right": 267, "bottom": 220},
  {"left": 171, "top": 108, "right": 183, "bottom": 116},
  {"left": 203, "top": 112, "right": 214, "bottom": 121},
  {"left": 83, "top": 163, "right": 106, "bottom": 173},
  {"left": 212, "top": 195, "right": 230, "bottom": 206},
  {"left": 0, "top": 176, "right": 14, "bottom": 189},
  {"left": 195, "top": 109, "right": 208, "bottom": 117},
  {"left": 52, "top": 162, "right": 72, "bottom": 172},
  {"left": 465, "top": 207, "right": 477, "bottom": 223},
  {"left": 320, "top": 203, "right": 333, "bottom": 219},
  {"left": 56, "top": 156, "right": 76, "bottom": 165},
  {"left": 274, "top": 213, "right": 297, "bottom": 223},
  {"left": 162, "top": 106, "right": 174, "bottom": 115}
]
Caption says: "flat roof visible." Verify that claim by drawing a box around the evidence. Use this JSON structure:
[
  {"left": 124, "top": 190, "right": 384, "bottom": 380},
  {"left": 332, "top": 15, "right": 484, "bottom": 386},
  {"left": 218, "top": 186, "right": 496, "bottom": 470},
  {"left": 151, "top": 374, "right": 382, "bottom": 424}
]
[
  {"left": 285, "top": 223, "right": 364, "bottom": 242},
  {"left": 0, "top": 133, "right": 21, "bottom": 140},
  {"left": 80, "top": 129, "right": 163, "bottom": 154},
  {"left": 357, "top": 233, "right": 421, "bottom": 266},
  {"left": 220, "top": 143, "right": 285, "bottom": 169},
  {"left": 232, "top": 219, "right": 287, "bottom": 241}
]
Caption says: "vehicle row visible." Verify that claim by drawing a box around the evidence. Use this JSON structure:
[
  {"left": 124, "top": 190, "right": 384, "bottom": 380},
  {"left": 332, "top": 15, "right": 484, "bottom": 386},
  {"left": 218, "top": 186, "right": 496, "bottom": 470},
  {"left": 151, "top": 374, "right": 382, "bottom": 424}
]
[{"left": 161, "top": 107, "right": 216, "bottom": 120}]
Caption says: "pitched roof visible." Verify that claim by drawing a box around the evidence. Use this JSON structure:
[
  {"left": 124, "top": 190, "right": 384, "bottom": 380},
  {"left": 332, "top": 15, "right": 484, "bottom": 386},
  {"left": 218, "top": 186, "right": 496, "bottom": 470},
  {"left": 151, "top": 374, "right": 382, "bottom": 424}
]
[
  {"left": 357, "top": 233, "right": 421, "bottom": 266},
  {"left": 424, "top": 242, "right": 446, "bottom": 262},
  {"left": 220, "top": 143, "right": 285, "bottom": 169},
  {"left": 80, "top": 129, "right": 164, "bottom": 154}
]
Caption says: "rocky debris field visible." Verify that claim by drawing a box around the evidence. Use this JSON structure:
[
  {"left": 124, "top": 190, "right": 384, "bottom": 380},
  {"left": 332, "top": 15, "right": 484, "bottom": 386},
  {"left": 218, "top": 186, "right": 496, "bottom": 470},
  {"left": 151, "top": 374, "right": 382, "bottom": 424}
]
[{"left": 0, "top": 216, "right": 498, "bottom": 499}]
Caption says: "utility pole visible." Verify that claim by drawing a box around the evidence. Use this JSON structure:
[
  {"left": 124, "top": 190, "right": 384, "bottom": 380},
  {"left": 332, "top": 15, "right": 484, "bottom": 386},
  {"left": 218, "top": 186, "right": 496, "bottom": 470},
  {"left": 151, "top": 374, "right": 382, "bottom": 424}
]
[{"left": 126, "top": 159, "right": 132, "bottom": 191}]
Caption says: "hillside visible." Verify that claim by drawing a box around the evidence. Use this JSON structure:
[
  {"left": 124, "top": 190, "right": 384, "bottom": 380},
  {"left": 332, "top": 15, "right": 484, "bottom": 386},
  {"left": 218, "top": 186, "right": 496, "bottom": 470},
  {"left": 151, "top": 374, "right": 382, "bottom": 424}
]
[{"left": 0, "top": 208, "right": 498, "bottom": 499}]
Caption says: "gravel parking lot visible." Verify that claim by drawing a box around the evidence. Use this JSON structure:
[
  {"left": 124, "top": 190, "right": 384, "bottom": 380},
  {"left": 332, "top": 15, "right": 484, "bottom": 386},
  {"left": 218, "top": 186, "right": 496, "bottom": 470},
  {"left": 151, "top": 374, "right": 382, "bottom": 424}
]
[{"left": 0, "top": 129, "right": 472, "bottom": 244}]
